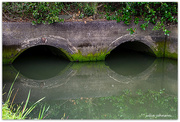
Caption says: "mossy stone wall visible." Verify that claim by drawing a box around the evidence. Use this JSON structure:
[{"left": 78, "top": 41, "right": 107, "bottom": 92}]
[{"left": 2, "top": 21, "right": 177, "bottom": 64}]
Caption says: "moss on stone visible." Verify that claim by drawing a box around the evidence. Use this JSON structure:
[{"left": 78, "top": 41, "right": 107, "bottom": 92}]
[
  {"left": 164, "top": 41, "right": 178, "bottom": 59},
  {"left": 164, "top": 48, "right": 177, "bottom": 59},
  {"left": 59, "top": 48, "right": 111, "bottom": 62},
  {"left": 3, "top": 46, "right": 23, "bottom": 64},
  {"left": 154, "top": 41, "right": 177, "bottom": 59},
  {"left": 3, "top": 42, "right": 177, "bottom": 65},
  {"left": 71, "top": 51, "right": 110, "bottom": 62},
  {"left": 58, "top": 48, "right": 74, "bottom": 61},
  {"left": 154, "top": 41, "right": 165, "bottom": 58},
  {"left": 164, "top": 52, "right": 177, "bottom": 59}
]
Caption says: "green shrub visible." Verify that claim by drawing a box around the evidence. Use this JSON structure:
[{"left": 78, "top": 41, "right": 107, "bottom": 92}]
[
  {"left": 31, "top": 2, "right": 65, "bottom": 24},
  {"left": 2, "top": 2, "right": 177, "bottom": 35},
  {"left": 83, "top": 4, "right": 95, "bottom": 16},
  {"left": 104, "top": 2, "right": 177, "bottom": 36},
  {"left": 3, "top": 2, "right": 65, "bottom": 24}
]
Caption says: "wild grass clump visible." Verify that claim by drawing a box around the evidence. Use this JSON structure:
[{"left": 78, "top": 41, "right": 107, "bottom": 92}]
[{"left": 2, "top": 72, "right": 49, "bottom": 120}]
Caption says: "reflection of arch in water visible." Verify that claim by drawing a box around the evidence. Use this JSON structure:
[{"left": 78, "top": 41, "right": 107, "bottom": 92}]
[
  {"left": 3, "top": 59, "right": 177, "bottom": 102},
  {"left": 13, "top": 45, "right": 70, "bottom": 80},
  {"left": 106, "top": 40, "right": 156, "bottom": 76},
  {"left": 106, "top": 57, "right": 156, "bottom": 84},
  {"left": 9, "top": 61, "right": 74, "bottom": 88},
  {"left": 15, "top": 62, "right": 110, "bottom": 89},
  {"left": 11, "top": 58, "right": 175, "bottom": 89}
]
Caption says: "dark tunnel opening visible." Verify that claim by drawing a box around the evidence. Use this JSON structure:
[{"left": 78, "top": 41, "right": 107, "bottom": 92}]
[
  {"left": 105, "top": 41, "right": 156, "bottom": 76},
  {"left": 13, "top": 45, "right": 70, "bottom": 80}
]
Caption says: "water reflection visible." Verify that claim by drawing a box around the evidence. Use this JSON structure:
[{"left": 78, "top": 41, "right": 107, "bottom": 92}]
[
  {"left": 3, "top": 49, "right": 177, "bottom": 119},
  {"left": 13, "top": 56, "right": 69, "bottom": 80},
  {"left": 105, "top": 50, "right": 156, "bottom": 76},
  {"left": 12, "top": 45, "right": 69, "bottom": 80},
  {"left": 3, "top": 57, "right": 177, "bottom": 103}
]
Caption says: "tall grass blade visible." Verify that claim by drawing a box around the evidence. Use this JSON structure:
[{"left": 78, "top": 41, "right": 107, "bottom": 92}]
[
  {"left": 3, "top": 84, "right": 6, "bottom": 90},
  {"left": 33, "top": 97, "right": 45, "bottom": 105},
  {"left": 41, "top": 106, "right": 46, "bottom": 117},
  {"left": 3, "top": 72, "right": 47, "bottom": 119},
  {"left": 10, "top": 89, "right": 19, "bottom": 110},
  {"left": 38, "top": 107, "right": 42, "bottom": 119},
  {"left": 43, "top": 105, "right": 50, "bottom": 119},
  {"left": 45, "top": 106, "right": 50, "bottom": 113},
  {"left": 38, "top": 105, "right": 50, "bottom": 119},
  {"left": 22, "top": 105, "right": 37, "bottom": 118},
  {"left": 22, "top": 90, "right": 31, "bottom": 116},
  {"left": 6, "top": 72, "right": 19, "bottom": 102},
  {"left": 21, "top": 93, "right": 45, "bottom": 118},
  {"left": 40, "top": 105, "right": 46, "bottom": 119}
]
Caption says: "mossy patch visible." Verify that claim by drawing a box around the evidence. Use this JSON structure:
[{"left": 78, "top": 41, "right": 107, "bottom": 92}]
[
  {"left": 3, "top": 42, "right": 177, "bottom": 65},
  {"left": 58, "top": 48, "right": 74, "bottom": 61},
  {"left": 164, "top": 52, "right": 177, "bottom": 59},
  {"left": 59, "top": 48, "right": 111, "bottom": 62},
  {"left": 154, "top": 41, "right": 165, "bottom": 58},
  {"left": 71, "top": 49, "right": 111, "bottom": 62},
  {"left": 164, "top": 41, "right": 178, "bottom": 59},
  {"left": 154, "top": 41, "right": 177, "bottom": 59},
  {"left": 3, "top": 45, "right": 24, "bottom": 64},
  {"left": 71, "top": 52, "right": 108, "bottom": 62},
  {"left": 3, "top": 46, "right": 110, "bottom": 64}
]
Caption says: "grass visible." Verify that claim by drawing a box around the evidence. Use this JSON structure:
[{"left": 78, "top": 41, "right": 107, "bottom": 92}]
[{"left": 2, "top": 73, "right": 49, "bottom": 120}]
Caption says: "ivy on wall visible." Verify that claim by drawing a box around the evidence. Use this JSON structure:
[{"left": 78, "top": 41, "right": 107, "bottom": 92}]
[
  {"left": 2, "top": 2, "right": 177, "bottom": 36},
  {"left": 104, "top": 2, "right": 177, "bottom": 36}
]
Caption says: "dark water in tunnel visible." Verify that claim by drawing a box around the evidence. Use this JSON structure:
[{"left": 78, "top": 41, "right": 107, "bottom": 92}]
[
  {"left": 2, "top": 45, "right": 178, "bottom": 119},
  {"left": 106, "top": 50, "right": 156, "bottom": 76},
  {"left": 12, "top": 46, "right": 69, "bottom": 80}
]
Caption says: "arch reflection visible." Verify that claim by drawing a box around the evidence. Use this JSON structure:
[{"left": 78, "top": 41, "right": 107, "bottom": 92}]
[
  {"left": 3, "top": 58, "right": 177, "bottom": 103},
  {"left": 106, "top": 41, "right": 156, "bottom": 76},
  {"left": 12, "top": 45, "right": 70, "bottom": 80}
]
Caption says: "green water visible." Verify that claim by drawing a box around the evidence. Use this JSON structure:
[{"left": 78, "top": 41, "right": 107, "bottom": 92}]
[{"left": 2, "top": 48, "right": 177, "bottom": 119}]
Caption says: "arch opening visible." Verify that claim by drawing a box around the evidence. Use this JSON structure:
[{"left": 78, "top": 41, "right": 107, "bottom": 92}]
[
  {"left": 13, "top": 45, "right": 70, "bottom": 80},
  {"left": 105, "top": 41, "right": 156, "bottom": 76}
]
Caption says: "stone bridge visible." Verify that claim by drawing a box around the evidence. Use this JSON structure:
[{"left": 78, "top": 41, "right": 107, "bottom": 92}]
[{"left": 3, "top": 21, "right": 177, "bottom": 64}]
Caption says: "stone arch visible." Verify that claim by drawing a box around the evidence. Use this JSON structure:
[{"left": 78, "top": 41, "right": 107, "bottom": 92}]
[
  {"left": 107, "top": 34, "right": 158, "bottom": 57},
  {"left": 9, "top": 35, "right": 79, "bottom": 64}
]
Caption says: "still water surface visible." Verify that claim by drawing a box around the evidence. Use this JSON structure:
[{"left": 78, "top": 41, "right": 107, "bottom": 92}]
[{"left": 3, "top": 49, "right": 177, "bottom": 119}]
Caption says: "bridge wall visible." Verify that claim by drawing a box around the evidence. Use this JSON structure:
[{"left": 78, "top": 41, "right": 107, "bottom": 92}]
[{"left": 2, "top": 21, "right": 177, "bottom": 64}]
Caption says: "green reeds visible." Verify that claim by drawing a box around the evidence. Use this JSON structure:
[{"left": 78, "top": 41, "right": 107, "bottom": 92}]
[
  {"left": 38, "top": 105, "right": 50, "bottom": 119},
  {"left": 2, "top": 73, "right": 48, "bottom": 119}
]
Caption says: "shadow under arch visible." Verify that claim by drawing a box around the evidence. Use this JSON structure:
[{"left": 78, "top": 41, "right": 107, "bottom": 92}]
[
  {"left": 106, "top": 40, "right": 156, "bottom": 76},
  {"left": 3, "top": 35, "right": 77, "bottom": 64},
  {"left": 107, "top": 34, "right": 158, "bottom": 57},
  {"left": 13, "top": 45, "right": 70, "bottom": 80}
]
